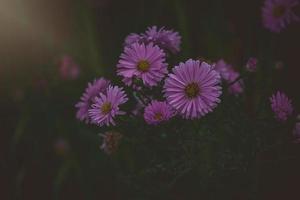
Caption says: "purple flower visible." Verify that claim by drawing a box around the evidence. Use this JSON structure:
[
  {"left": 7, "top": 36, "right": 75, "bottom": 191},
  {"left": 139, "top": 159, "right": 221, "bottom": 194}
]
[
  {"left": 214, "top": 59, "right": 244, "bottom": 95},
  {"left": 164, "top": 59, "right": 222, "bottom": 119},
  {"left": 75, "top": 78, "right": 110, "bottom": 123},
  {"left": 142, "top": 26, "right": 181, "bottom": 54},
  {"left": 144, "top": 100, "right": 174, "bottom": 125},
  {"left": 262, "top": 0, "right": 299, "bottom": 33},
  {"left": 214, "top": 59, "right": 234, "bottom": 80},
  {"left": 124, "top": 26, "right": 181, "bottom": 54},
  {"left": 246, "top": 57, "right": 258, "bottom": 72},
  {"left": 59, "top": 55, "right": 80, "bottom": 80},
  {"left": 117, "top": 42, "right": 167, "bottom": 87},
  {"left": 270, "top": 91, "right": 293, "bottom": 122},
  {"left": 227, "top": 71, "right": 244, "bottom": 95},
  {"left": 89, "top": 86, "right": 128, "bottom": 126},
  {"left": 124, "top": 33, "right": 143, "bottom": 46},
  {"left": 99, "top": 131, "right": 123, "bottom": 155}
]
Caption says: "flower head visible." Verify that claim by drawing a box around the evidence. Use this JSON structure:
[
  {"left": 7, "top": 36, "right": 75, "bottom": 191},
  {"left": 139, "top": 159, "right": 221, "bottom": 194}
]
[
  {"left": 262, "top": 0, "right": 299, "bottom": 33},
  {"left": 117, "top": 42, "right": 167, "bottom": 87},
  {"left": 227, "top": 71, "right": 244, "bottom": 95},
  {"left": 214, "top": 59, "right": 234, "bottom": 80},
  {"left": 100, "top": 131, "right": 123, "bottom": 155},
  {"left": 124, "top": 26, "right": 181, "bottom": 54},
  {"left": 214, "top": 59, "right": 243, "bottom": 95},
  {"left": 270, "top": 91, "right": 293, "bottom": 122},
  {"left": 75, "top": 78, "right": 110, "bottom": 123},
  {"left": 246, "top": 57, "right": 258, "bottom": 72},
  {"left": 144, "top": 100, "right": 174, "bottom": 125},
  {"left": 89, "top": 86, "right": 128, "bottom": 126},
  {"left": 164, "top": 59, "right": 222, "bottom": 119}
]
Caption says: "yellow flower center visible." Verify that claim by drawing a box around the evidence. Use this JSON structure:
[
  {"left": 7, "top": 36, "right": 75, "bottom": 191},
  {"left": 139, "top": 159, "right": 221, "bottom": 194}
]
[
  {"left": 154, "top": 113, "right": 163, "bottom": 120},
  {"left": 137, "top": 60, "right": 150, "bottom": 72},
  {"left": 273, "top": 5, "right": 286, "bottom": 18},
  {"left": 185, "top": 82, "right": 200, "bottom": 98},
  {"left": 101, "top": 102, "right": 112, "bottom": 114}
]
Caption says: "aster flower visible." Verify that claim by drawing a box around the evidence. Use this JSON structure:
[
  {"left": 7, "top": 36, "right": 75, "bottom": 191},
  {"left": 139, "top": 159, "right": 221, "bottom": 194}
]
[
  {"left": 163, "top": 59, "right": 222, "bottom": 119},
  {"left": 75, "top": 78, "right": 110, "bottom": 123},
  {"left": 99, "top": 131, "right": 123, "bottom": 155},
  {"left": 214, "top": 59, "right": 244, "bottom": 95},
  {"left": 144, "top": 100, "right": 174, "bottom": 125},
  {"left": 59, "top": 55, "right": 80, "bottom": 80},
  {"left": 117, "top": 42, "right": 167, "bottom": 87},
  {"left": 246, "top": 57, "right": 258, "bottom": 72},
  {"left": 262, "top": 0, "right": 299, "bottom": 33},
  {"left": 142, "top": 26, "right": 181, "bottom": 54},
  {"left": 89, "top": 86, "right": 128, "bottom": 126},
  {"left": 270, "top": 91, "right": 293, "bottom": 122},
  {"left": 124, "top": 26, "right": 181, "bottom": 54},
  {"left": 124, "top": 33, "right": 143, "bottom": 47}
]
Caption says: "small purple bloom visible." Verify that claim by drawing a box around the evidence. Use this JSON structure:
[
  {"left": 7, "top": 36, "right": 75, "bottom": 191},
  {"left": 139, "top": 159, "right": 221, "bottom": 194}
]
[
  {"left": 227, "top": 71, "right": 244, "bottom": 95},
  {"left": 142, "top": 26, "right": 181, "bottom": 54},
  {"left": 144, "top": 100, "right": 174, "bottom": 125},
  {"left": 124, "top": 26, "right": 181, "bottom": 54},
  {"left": 117, "top": 42, "right": 167, "bottom": 87},
  {"left": 214, "top": 59, "right": 234, "bottom": 80},
  {"left": 246, "top": 57, "right": 258, "bottom": 72},
  {"left": 270, "top": 91, "right": 293, "bottom": 122},
  {"left": 214, "top": 59, "right": 243, "bottom": 95},
  {"left": 89, "top": 86, "right": 128, "bottom": 126},
  {"left": 75, "top": 78, "right": 110, "bottom": 123},
  {"left": 164, "top": 59, "right": 222, "bottom": 119},
  {"left": 262, "top": 0, "right": 299, "bottom": 33},
  {"left": 124, "top": 33, "right": 143, "bottom": 46}
]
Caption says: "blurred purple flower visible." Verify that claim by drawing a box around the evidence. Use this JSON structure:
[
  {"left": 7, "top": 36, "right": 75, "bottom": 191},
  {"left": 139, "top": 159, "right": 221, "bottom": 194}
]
[
  {"left": 99, "top": 131, "right": 122, "bottom": 155},
  {"left": 75, "top": 78, "right": 110, "bottom": 123},
  {"left": 124, "top": 26, "right": 181, "bottom": 54},
  {"left": 59, "top": 55, "right": 80, "bottom": 80},
  {"left": 246, "top": 57, "right": 258, "bottom": 72},
  {"left": 262, "top": 0, "right": 299, "bottom": 33},
  {"left": 144, "top": 100, "right": 174, "bottom": 125},
  {"left": 270, "top": 91, "right": 293, "bottom": 122},
  {"left": 214, "top": 59, "right": 234, "bottom": 80},
  {"left": 117, "top": 42, "right": 167, "bottom": 87},
  {"left": 164, "top": 59, "right": 222, "bottom": 119},
  {"left": 89, "top": 86, "right": 128, "bottom": 126},
  {"left": 227, "top": 71, "right": 244, "bottom": 95},
  {"left": 214, "top": 59, "right": 244, "bottom": 95}
]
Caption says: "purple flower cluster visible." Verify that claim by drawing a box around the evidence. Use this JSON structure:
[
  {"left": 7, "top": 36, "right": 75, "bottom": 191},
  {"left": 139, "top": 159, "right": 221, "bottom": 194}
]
[{"left": 75, "top": 25, "right": 298, "bottom": 155}]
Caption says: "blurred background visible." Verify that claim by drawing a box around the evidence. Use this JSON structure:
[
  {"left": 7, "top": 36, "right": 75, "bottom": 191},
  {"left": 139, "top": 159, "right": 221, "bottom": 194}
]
[{"left": 0, "top": 0, "right": 300, "bottom": 199}]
